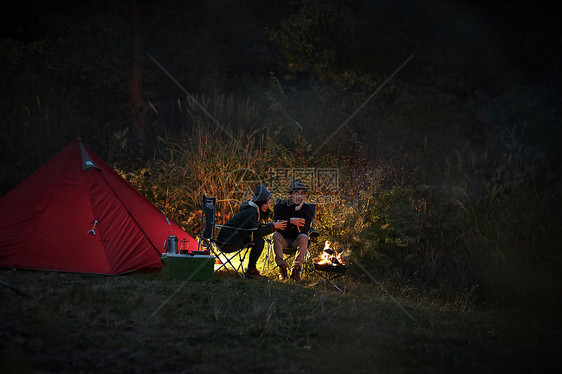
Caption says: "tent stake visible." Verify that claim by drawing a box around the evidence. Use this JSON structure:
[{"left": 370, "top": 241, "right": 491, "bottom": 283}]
[{"left": 0, "top": 279, "right": 29, "bottom": 297}]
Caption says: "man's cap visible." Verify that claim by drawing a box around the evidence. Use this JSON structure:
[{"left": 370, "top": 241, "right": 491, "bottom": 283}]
[{"left": 289, "top": 179, "right": 307, "bottom": 193}]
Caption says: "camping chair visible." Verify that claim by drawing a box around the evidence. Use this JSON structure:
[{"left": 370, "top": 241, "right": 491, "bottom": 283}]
[
  {"left": 199, "top": 195, "right": 257, "bottom": 279},
  {"left": 262, "top": 204, "right": 319, "bottom": 275}
]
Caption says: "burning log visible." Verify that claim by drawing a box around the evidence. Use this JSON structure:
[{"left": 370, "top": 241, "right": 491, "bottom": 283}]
[
  {"left": 313, "top": 241, "right": 348, "bottom": 273},
  {"left": 311, "top": 241, "right": 349, "bottom": 292}
]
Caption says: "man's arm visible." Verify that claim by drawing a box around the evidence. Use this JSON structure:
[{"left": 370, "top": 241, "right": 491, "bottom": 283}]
[{"left": 299, "top": 204, "right": 315, "bottom": 234}]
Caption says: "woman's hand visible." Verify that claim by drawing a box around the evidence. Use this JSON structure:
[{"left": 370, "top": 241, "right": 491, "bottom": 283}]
[{"left": 274, "top": 220, "right": 287, "bottom": 230}]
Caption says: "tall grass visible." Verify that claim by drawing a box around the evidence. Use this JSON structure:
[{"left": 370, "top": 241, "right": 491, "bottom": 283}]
[
  {"left": 120, "top": 94, "right": 272, "bottom": 234},
  {"left": 0, "top": 93, "right": 72, "bottom": 194},
  {"left": 120, "top": 90, "right": 560, "bottom": 310},
  {"left": 409, "top": 125, "right": 562, "bottom": 305}
]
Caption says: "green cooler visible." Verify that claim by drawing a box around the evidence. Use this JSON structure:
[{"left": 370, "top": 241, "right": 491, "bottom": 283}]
[{"left": 161, "top": 253, "right": 215, "bottom": 281}]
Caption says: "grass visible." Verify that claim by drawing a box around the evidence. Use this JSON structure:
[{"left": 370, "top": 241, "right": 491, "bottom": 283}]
[{"left": 1, "top": 267, "right": 559, "bottom": 374}]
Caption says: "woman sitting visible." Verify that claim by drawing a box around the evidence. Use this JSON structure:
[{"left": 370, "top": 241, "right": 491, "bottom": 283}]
[{"left": 216, "top": 185, "right": 286, "bottom": 279}]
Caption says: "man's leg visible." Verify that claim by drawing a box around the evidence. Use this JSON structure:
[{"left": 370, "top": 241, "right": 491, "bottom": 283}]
[
  {"left": 273, "top": 232, "right": 289, "bottom": 267},
  {"left": 291, "top": 233, "right": 309, "bottom": 268}
]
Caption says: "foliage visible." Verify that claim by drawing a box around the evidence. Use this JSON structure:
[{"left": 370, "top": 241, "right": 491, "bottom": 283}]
[
  {"left": 118, "top": 105, "right": 561, "bottom": 309},
  {"left": 119, "top": 93, "right": 272, "bottom": 235},
  {"left": 265, "top": 0, "right": 353, "bottom": 82}
]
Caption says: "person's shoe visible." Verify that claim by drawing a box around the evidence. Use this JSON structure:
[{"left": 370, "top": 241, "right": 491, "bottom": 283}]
[
  {"left": 279, "top": 265, "right": 288, "bottom": 280},
  {"left": 290, "top": 266, "right": 302, "bottom": 282},
  {"left": 245, "top": 267, "right": 267, "bottom": 280}
]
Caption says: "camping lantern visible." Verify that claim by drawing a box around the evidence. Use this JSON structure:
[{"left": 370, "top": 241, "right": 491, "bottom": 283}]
[{"left": 164, "top": 234, "right": 178, "bottom": 255}]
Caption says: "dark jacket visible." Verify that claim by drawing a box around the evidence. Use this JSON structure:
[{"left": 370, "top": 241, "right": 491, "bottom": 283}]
[
  {"left": 273, "top": 200, "right": 315, "bottom": 240},
  {"left": 216, "top": 201, "right": 275, "bottom": 248}
]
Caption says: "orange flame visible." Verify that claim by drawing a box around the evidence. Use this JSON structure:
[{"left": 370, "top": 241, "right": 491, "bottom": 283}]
[{"left": 315, "top": 241, "right": 346, "bottom": 265}]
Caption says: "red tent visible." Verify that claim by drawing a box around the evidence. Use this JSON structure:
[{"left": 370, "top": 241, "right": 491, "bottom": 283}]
[{"left": 0, "top": 139, "right": 198, "bottom": 275}]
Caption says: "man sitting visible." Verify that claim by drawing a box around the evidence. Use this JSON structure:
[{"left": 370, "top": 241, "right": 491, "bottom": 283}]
[{"left": 273, "top": 180, "right": 315, "bottom": 281}]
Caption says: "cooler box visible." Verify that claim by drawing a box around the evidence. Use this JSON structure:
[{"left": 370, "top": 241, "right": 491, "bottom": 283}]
[{"left": 161, "top": 253, "right": 215, "bottom": 281}]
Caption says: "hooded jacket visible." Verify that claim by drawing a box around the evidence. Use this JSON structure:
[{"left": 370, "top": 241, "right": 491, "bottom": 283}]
[{"left": 216, "top": 201, "right": 276, "bottom": 248}]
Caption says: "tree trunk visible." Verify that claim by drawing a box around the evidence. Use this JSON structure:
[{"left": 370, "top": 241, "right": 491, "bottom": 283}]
[{"left": 129, "top": 0, "right": 147, "bottom": 154}]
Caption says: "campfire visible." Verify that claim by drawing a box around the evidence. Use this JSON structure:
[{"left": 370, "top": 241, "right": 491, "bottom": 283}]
[
  {"left": 313, "top": 241, "right": 348, "bottom": 274},
  {"left": 312, "top": 241, "right": 349, "bottom": 292}
]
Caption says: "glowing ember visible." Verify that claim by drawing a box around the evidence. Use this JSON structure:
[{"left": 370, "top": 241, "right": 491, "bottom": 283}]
[{"left": 314, "top": 241, "right": 346, "bottom": 266}]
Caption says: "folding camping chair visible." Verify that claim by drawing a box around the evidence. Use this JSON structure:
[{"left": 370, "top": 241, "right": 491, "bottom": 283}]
[
  {"left": 199, "top": 195, "right": 256, "bottom": 279},
  {"left": 262, "top": 204, "right": 319, "bottom": 275}
]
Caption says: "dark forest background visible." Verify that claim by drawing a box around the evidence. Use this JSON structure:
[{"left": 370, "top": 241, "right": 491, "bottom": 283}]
[{"left": 1, "top": 0, "right": 561, "bottom": 309}]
